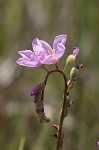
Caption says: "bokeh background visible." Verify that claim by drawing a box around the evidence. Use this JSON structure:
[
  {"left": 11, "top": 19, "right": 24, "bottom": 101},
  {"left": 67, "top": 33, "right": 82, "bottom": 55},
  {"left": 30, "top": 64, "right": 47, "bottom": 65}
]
[{"left": 0, "top": 0, "right": 99, "bottom": 150}]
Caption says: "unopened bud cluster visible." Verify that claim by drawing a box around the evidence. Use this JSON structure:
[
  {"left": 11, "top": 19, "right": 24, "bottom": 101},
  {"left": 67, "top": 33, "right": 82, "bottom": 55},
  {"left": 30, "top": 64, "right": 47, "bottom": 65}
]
[{"left": 30, "top": 82, "right": 50, "bottom": 123}]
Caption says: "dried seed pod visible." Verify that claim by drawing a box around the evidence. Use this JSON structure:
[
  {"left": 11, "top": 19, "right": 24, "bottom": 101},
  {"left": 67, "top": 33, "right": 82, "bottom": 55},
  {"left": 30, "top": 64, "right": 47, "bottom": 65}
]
[
  {"left": 35, "top": 99, "right": 50, "bottom": 123},
  {"left": 38, "top": 111, "right": 50, "bottom": 123}
]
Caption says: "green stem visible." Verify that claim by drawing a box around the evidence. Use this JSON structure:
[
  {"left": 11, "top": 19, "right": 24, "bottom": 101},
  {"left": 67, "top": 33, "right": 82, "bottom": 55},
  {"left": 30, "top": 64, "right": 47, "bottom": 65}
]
[
  {"left": 44, "top": 69, "right": 67, "bottom": 150},
  {"left": 55, "top": 64, "right": 59, "bottom": 70}
]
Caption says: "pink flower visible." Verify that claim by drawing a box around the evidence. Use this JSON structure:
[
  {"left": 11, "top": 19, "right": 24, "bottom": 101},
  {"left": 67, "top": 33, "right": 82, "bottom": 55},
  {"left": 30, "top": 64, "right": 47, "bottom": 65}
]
[
  {"left": 73, "top": 47, "right": 79, "bottom": 57},
  {"left": 16, "top": 35, "right": 67, "bottom": 67},
  {"left": 32, "top": 34, "right": 67, "bottom": 64}
]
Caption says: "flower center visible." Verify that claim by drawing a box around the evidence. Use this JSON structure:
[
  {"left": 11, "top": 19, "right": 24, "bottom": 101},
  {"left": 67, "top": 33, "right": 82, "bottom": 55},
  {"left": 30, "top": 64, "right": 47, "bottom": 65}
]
[{"left": 52, "top": 49, "right": 55, "bottom": 57}]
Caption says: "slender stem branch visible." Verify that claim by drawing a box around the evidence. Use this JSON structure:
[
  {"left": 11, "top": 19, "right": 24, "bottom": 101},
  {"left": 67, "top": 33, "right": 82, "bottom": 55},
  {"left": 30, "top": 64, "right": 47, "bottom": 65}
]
[
  {"left": 40, "top": 66, "right": 49, "bottom": 72},
  {"left": 41, "top": 90, "right": 44, "bottom": 101},
  {"left": 44, "top": 69, "right": 67, "bottom": 150},
  {"left": 42, "top": 67, "right": 49, "bottom": 72},
  {"left": 55, "top": 64, "right": 59, "bottom": 70}
]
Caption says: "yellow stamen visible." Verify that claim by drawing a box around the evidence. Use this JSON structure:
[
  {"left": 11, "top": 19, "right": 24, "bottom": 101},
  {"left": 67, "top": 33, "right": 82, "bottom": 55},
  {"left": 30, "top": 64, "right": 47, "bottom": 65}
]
[{"left": 52, "top": 49, "right": 55, "bottom": 57}]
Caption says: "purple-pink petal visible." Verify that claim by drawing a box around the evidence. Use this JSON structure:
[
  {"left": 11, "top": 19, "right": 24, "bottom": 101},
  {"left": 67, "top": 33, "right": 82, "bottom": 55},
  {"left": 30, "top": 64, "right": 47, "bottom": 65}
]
[
  {"left": 54, "top": 47, "right": 65, "bottom": 60},
  {"left": 18, "top": 50, "right": 35, "bottom": 59},
  {"left": 16, "top": 57, "right": 41, "bottom": 67},
  {"left": 32, "top": 38, "right": 52, "bottom": 56},
  {"left": 40, "top": 40, "right": 52, "bottom": 52},
  {"left": 41, "top": 55, "right": 56, "bottom": 64},
  {"left": 32, "top": 38, "right": 42, "bottom": 47},
  {"left": 73, "top": 47, "right": 79, "bottom": 57},
  {"left": 32, "top": 38, "right": 46, "bottom": 56},
  {"left": 39, "top": 43, "right": 66, "bottom": 64},
  {"left": 56, "top": 43, "right": 65, "bottom": 53},
  {"left": 53, "top": 34, "right": 67, "bottom": 51},
  {"left": 16, "top": 50, "right": 42, "bottom": 67}
]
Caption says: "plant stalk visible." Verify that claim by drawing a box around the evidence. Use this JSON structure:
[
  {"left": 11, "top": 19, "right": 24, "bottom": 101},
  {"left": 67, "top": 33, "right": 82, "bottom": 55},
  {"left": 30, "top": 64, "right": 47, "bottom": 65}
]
[{"left": 44, "top": 69, "right": 67, "bottom": 150}]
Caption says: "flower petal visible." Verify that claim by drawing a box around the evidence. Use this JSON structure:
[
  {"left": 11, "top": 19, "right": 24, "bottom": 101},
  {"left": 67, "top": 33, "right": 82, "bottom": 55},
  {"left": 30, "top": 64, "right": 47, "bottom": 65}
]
[
  {"left": 32, "top": 38, "right": 52, "bottom": 56},
  {"left": 54, "top": 44, "right": 65, "bottom": 60},
  {"left": 16, "top": 57, "right": 41, "bottom": 67},
  {"left": 41, "top": 55, "right": 56, "bottom": 64},
  {"left": 18, "top": 50, "right": 35, "bottom": 59},
  {"left": 73, "top": 47, "right": 79, "bottom": 56},
  {"left": 32, "top": 38, "right": 46, "bottom": 55},
  {"left": 40, "top": 40, "right": 52, "bottom": 52},
  {"left": 53, "top": 34, "right": 67, "bottom": 51}
]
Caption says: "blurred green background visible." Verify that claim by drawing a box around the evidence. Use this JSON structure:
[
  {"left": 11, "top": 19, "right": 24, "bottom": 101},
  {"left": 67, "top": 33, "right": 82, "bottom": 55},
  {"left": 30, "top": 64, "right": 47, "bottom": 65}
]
[{"left": 0, "top": 0, "right": 99, "bottom": 150}]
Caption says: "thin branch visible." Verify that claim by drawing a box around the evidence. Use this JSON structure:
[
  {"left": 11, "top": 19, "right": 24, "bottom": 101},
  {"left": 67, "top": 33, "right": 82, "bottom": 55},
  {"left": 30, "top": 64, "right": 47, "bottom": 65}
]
[
  {"left": 42, "top": 67, "right": 49, "bottom": 72},
  {"left": 55, "top": 64, "right": 59, "bottom": 70},
  {"left": 44, "top": 69, "right": 67, "bottom": 150}
]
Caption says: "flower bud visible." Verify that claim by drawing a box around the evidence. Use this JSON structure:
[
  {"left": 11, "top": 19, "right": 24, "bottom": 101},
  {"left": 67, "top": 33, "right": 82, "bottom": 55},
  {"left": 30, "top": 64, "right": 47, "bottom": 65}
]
[
  {"left": 75, "top": 64, "right": 83, "bottom": 69},
  {"left": 65, "top": 47, "right": 79, "bottom": 67},
  {"left": 70, "top": 67, "right": 79, "bottom": 79},
  {"left": 30, "top": 82, "right": 45, "bottom": 96},
  {"left": 66, "top": 55, "right": 76, "bottom": 66},
  {"left": 35, "top": 100, "right": 50, "bottom": 123},
  {"left": 67, "top": 79, "right": 76, "bottom": 90}
]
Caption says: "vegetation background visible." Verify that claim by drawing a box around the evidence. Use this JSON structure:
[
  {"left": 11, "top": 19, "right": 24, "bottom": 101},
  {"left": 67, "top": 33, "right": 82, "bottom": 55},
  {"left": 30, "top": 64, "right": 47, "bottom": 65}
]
[{"left": 0, "top": 0, "right": 99, "bottom": 150}]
